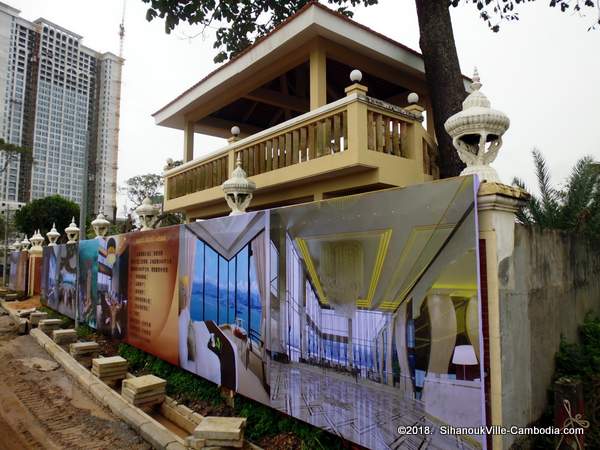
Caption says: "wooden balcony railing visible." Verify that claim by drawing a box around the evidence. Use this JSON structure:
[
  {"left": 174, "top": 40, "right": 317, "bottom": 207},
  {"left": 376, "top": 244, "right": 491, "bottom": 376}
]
[
  {"left": 164, "top": 90, "right": 437, "bottom": 202},
  {"left": 235, "top": 108, "right": 348, "bottom": 177},
  {"left": 367, "top": 109, "right": 408, "bottom": 157},
  {"left": 422, "top": 131, "right": 439, "bottom": 178},
  {"left": 167, "top": 153, "right": 229, "bottom": 201}
]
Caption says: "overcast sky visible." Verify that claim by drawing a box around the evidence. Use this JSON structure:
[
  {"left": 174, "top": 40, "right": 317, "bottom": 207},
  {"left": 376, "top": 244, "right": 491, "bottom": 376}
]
[{"left": 8, "top": 0, "right": 600, "bottom": 205}]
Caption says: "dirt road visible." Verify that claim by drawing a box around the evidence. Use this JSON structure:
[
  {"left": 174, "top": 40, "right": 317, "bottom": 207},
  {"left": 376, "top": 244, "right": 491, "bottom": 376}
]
[{"left": 0, "top": 309, "right": 151, "bottom": 450}]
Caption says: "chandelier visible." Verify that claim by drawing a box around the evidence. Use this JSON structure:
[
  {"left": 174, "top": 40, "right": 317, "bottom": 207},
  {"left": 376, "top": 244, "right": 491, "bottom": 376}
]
[{"left": 320, "top": 240, "right": 364, "bottom": 317}]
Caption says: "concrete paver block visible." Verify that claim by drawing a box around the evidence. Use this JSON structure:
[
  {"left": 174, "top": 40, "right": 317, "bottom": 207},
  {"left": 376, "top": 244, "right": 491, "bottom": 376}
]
[
  {"left": 69, "top": 341, "right": 100, "bottom": 368},
  {"left": 52, "top": 328, "right": 77, "bottom": 344},
  {"left": 69, "top": 341, "right": 100, "bottom": 354},
  {"left": 123, "top": 374, "right": 167, "bottom": 393},
  {"left": 92, "top": 356, "right": 128, "bottom": 381},
  {"left": 29, "top": 311, "right": 48, "bottom": 326},
  {"left": 38, "top": 319, "right": 62, "bottom": 335},
  {"left": 122, "top": 374, "right": 166, "bottom": 410},
  {"left": 193, "top": 416, "right": 247, "bottom": 441}
]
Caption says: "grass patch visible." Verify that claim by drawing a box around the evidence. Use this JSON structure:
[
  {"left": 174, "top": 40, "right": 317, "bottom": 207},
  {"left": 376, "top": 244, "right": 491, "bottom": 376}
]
[{"left": 75, "top": 323, "right": 95, "bottom": 339}]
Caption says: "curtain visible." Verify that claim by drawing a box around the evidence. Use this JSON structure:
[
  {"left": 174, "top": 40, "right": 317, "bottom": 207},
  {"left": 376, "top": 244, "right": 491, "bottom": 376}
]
[
  {"left": 250, "top": 232, "right": 267, "bottom": 345},
  {"left": 178, "top": 227, "right": 197, "bottom": 367},
  {"left": 179, "top": 227, "right": 197, "bottom": 313}
]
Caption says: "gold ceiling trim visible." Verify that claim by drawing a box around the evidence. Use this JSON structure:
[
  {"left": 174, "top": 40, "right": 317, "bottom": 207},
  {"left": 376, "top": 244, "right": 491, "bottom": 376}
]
[
  {"left": 379, "top": 223, "right": 456, "bottom": 311},
  {"left": 295, "top": 237, "right": 328, "bottom": 305},
  {"left": 357, "top": 229, "right": 392, "bottom": 308},
  {"left": 381, "top": 223, "right": 455, "bottom": 304}
]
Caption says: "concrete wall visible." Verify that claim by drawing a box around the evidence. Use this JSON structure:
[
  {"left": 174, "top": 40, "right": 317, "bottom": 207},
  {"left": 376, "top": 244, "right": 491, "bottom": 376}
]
[{"left": 499, "top": 225, "right": 600, "bottom": 439}]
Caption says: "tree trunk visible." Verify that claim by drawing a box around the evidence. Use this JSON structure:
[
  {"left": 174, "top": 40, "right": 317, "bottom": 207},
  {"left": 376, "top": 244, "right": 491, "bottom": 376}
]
[{"left": 415, "top": 0, "right": 466, "bottom": 178}]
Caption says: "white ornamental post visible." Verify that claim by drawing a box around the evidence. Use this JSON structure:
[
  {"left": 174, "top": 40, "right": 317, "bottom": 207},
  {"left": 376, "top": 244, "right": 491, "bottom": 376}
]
[
  {"left": 29, "top": 229, "right": 45, "bottom": 256},
  {"left": 47, "top": 223, "right": 60, "bottom": 246},
  {"left": 91, "top": 213, "right": 110, "bottom": 239},
  {"left": 12, "top": 238, "right": 22, "bottom": 251},
  {"left": 444, "top": 68, "right": 510, "bottom": 183},
  {"left": 135, "top": 197, "right": 160, "bottom": 231},
  {"left": 222, "top": 154, "right": 256, "bottom": 216},
  {"left": 20, "top": 235, "right": 31, "bottom": 252},
  {"left": 65, "top": 217, "right": 80, "bottom": 244}
]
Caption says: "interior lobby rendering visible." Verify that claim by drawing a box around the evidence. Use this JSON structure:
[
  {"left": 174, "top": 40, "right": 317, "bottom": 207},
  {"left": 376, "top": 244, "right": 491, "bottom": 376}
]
[{"left": 267, "top": 176, "right": 484, "bottom": 449}]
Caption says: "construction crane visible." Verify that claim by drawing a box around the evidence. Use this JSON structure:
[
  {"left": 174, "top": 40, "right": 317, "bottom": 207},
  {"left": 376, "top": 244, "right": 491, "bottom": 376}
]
[{"left": 119, "top": 0, "right": 127, "bottom": 58}]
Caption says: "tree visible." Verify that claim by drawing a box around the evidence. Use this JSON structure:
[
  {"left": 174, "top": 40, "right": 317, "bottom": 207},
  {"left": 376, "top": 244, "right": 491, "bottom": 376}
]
[
  {"left": 455, "top": 0, "right": 600, "bottom": 32},
  {"left": 14, "top": 195, "right": 79, "bottom": 240},
  {"left": 418, "top": 0, "right": 599, "bottom": 175},
  {"left": 512, "top": 149, "right": 600, "bottom": 246},
  {"left": 123, "top": 173, "right": 164, "bottom": 208},
  {"left": 142, "top": 0, "right": 377, "bottom": 63},
  {"left": 0, "top": 138, "right": 31, "bottom": 176},
  {"left": 152, "top": 194, "right": 185, "bottom": 227},
  {"left": 0, "top": 213, "right": 17, "bottom": 236},
  {"left": 415, "top": 0, "right": 466, "bottom": 177},
  {"left": 123, "top": 172, "right": 184, "bottom": 227},
  {"left": 142, "top": 0, "right": 599, "bottom": 178}
]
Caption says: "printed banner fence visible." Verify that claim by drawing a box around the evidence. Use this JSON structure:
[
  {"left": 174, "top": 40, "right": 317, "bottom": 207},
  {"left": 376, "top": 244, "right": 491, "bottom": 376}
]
[
  {"left": 39, "top": 177, "right": 486, "bottom": 450},
  {"left": 8, "top": 250, "right": 28, "bottom": 293}
]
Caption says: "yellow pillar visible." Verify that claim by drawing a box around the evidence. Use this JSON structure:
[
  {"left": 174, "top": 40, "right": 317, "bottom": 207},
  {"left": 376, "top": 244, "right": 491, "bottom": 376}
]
[
  {"left": 403, "top": 121, "right": 425, "bottom": 181},
  {"left": 477, "top": 182, "right": 529, "bottom": 450},
  {"left": 345, "top": 84, "right": 368, "bottom": 159},
  {"left": 309, "top": 45, "right": 327, "bottom": 110},
  {"left": 184, "top": 120, "right": 194, "bottom": 162}
]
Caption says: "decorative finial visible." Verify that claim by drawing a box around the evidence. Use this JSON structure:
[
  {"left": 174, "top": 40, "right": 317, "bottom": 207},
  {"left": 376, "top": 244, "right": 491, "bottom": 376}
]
[
  {"left": 135, "top": 197, "right": 160, "bottom": 231},
  {"left": 231, "top": 126, "right": 240, "bottom": 137},
  {"left": 29, "top": 229, "right": 45, "bottom": 255},
  {"left": 471, "top": 67, "right": 482, "bottom": 91},
  {"left": 20, "top": 234, "right": 31, "bottom": 251},
  {"left": 349, "top": 69, "right": 362, "bottom": 83},
  {"left": 91, "top": 212, "right": 110, "bottom": 239},
  {"left": 407, "top": 92, "right": 419, "bottom": 104},
  {"left": 444, "top": 65, "right": 509, "bottom": 183},
  {"left": 222, "top": 153, "right": 256, "bottom": 216},
  {"left": 47, "top": 223, "right": 60, "bottom": 246},
  {"left": 65, "top": 218, "right": 80, "bottom": 244}
]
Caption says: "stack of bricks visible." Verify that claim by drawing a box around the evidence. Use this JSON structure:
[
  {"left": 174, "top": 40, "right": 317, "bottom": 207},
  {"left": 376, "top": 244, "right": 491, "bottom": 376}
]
[
  {"left": 38, "top": 319, "right": 62, "bottom": 335},
  {"left": 52, "top": 328, "right": 77, "bottom": 345},
  {"left": 186, "top": 417, "right": 247, "bottom": 449},
  {"left": 122, "top": 374, "right": 166, "bottom": 411},
  {"left": 91, "top": 356, "right": 128, "bottom": 386},
  {"left": 69, "top": 341, "right": 100, "bottom": 368},
  {"left": 29, "top": 311, "right": 48, "bottom": 327}
]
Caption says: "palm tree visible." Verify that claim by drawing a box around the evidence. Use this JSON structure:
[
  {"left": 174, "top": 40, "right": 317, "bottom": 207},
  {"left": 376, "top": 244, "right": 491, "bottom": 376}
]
[{"left": 512, "top": 149, "right": 600, "bottom": 245}]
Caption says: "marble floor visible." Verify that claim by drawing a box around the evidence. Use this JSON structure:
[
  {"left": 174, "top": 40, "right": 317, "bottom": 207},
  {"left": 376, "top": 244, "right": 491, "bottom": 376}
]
[{"left": 268, "top": 361, "right": 479, "bottom": 450}]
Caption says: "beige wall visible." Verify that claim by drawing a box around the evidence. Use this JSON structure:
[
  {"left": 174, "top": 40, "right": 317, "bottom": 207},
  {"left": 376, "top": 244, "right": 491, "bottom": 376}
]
[{"left": 499, "top": 225, "right": 600, "bottom": 447}]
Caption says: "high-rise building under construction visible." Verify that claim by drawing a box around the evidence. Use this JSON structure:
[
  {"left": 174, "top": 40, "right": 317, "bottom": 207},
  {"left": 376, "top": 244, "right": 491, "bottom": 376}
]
[{"left": 0, "top": 2, "right": 122, "bottom": 218}]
